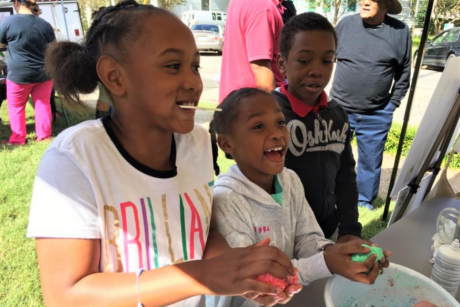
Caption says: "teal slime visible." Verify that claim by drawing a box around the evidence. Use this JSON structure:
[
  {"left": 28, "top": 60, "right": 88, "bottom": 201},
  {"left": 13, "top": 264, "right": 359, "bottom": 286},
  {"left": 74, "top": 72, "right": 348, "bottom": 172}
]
[{"left": 351, "top": 244, "right": 384, "bottom": 263}]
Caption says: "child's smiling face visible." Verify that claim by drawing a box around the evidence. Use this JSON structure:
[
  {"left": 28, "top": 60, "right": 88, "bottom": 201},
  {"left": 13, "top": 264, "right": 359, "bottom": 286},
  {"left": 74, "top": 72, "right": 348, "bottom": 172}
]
[
  {"left": 113, "top": 13, "right": 203, "bottom": 134},
  {"left": 277, "top": 30, "right": 336, "bottom": 106},
  {"left": 219, "top": 93, "right": 290, "bottom": 179}
]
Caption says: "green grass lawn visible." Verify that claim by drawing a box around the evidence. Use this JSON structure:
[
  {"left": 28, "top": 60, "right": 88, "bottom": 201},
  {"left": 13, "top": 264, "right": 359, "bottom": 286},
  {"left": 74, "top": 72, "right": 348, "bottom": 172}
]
[
  {"left": 0, "top": 99, "right": 94, "bottom": 307},
  {"left": 0, "top": 100, "right": 393, "bottom": 306}
]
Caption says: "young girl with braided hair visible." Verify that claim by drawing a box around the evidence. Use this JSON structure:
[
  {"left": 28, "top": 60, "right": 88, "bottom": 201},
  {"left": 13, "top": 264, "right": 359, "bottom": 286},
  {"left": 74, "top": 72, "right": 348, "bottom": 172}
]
[{"left": 26, "top": 1, "right": 295, "bottom": 306}]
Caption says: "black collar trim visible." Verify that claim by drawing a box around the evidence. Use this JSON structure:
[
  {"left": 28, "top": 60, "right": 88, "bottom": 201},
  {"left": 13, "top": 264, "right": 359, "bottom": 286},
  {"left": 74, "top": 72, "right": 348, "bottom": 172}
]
[{"left": 102, "top": 116, "right": 177, "bottom": 179}]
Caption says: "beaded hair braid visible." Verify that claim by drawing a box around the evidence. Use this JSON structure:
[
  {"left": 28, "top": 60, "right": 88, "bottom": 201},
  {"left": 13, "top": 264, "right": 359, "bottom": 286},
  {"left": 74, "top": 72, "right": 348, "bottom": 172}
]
[{"left": 84, "top": 0, "right": 159, "bottom": 78}]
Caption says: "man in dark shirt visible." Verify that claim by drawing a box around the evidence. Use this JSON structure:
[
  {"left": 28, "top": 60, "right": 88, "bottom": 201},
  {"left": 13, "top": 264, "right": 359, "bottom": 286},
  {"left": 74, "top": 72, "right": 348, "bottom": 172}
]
[{"left": 330, "top": 0, "right": 411, "bottom": 210}]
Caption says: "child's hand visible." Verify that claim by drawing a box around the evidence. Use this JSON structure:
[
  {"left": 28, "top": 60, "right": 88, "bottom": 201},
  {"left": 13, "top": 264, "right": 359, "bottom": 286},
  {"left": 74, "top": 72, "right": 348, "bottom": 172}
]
[
  {"left": 242, "top": 240, "right": 302, "bottom": 306},
  {"left": 336, "top": 235, "right": 361, "bottom": 244},
  {"left": 366, "top": 241, "right": 391, "bottom": 274},
  {"left": 202, "top": 238, "right": 296, "bottom": 298},
  {"left": 324, "top": 240, "right": 388, "bottom": 284},
  {"left": 246, "top": 283, "right": 303, "bottom": 307},
  {"left": 336, "top": 238, "right": 392, "bottom": 272},
  {"left": 356, "top": 240, "right": 391, "bottom": 275},
  {"left": 275, "top": 283, "right": 303, "bottom": 305}
]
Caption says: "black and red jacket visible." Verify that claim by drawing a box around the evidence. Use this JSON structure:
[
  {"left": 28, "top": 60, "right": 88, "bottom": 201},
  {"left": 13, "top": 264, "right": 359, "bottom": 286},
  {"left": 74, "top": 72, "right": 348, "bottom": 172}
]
[{"left": 272, "top": 89, "right": 362, "bottom": 239}]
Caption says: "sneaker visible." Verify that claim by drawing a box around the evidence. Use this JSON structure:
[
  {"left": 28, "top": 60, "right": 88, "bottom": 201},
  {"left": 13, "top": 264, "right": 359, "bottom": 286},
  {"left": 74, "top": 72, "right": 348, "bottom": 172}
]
[
  {"left": 358, "top": 201, "right": 374, "bottom": 210},
  {"left": 1, "top": 140, "right": 26, "bottom": 146},
  {"left": 37, "top": 136, "right": 52, "bottom": 142}
]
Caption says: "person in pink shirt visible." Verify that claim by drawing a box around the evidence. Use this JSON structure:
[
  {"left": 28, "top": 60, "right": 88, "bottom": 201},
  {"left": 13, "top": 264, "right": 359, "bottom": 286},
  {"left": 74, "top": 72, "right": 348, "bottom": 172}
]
[{"left": 219, "top": 0, "right": 284, "bottom": 102}]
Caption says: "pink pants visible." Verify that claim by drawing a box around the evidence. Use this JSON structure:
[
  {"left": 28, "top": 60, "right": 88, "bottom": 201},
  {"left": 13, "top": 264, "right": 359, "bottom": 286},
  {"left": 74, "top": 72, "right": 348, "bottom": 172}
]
[{"left": 7, "top": 79, "right": 53, "bottom": 144}]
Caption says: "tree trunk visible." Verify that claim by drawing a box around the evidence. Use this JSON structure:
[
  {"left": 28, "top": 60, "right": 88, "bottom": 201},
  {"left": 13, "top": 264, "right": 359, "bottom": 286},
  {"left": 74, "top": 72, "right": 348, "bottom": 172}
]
[
  {"left": 333, "top": 1, "right": 340, "bottom": 26},
  {"left": 433, "top": 0, "right": 440, "bottom": 33},
  {"left": 333, "top": 0, "right": 348, "bottom": 27}
]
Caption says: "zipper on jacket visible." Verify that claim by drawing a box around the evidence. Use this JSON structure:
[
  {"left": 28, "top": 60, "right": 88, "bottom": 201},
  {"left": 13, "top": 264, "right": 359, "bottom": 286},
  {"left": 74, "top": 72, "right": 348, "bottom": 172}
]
[
  {"left": 322, "top": 151, "right": 330, "bottom": 216},
  {"left": 316, "top": 107, "right": 327, "bottom": 122},
  {"left": 319, "top": 107, "right": 331, "bottom": 217}
]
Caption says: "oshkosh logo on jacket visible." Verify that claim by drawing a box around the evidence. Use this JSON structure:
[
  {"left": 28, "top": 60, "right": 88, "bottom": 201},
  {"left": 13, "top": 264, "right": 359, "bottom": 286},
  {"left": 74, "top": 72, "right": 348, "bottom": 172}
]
[{"left": 287, "top": 119, "right": 349, "bottom": 157}]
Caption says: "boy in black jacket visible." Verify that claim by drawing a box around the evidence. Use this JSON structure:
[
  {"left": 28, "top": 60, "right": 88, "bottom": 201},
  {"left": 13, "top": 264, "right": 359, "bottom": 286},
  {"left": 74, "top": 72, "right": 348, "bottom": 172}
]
[{"left": 272, "top": 12, "right": 361, "bottom": 243}]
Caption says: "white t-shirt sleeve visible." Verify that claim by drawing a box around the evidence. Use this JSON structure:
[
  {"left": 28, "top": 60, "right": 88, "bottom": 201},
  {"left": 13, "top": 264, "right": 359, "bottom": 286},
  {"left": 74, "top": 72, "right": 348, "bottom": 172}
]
[{"left": 27, "top": 148, "right": 101, "bottom": 239}]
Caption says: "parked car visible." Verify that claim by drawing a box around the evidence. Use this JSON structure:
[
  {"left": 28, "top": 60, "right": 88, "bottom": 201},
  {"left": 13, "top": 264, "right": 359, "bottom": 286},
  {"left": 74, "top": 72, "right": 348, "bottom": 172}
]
[
  {"left": 191, "top": 24, "right": 224, "bottom": 54},
  {"left": 181, "top": 10, "right": 227, "bottom": 28},
  {"left": 414, "top": 27, "right": 459, "bottom": 69}
]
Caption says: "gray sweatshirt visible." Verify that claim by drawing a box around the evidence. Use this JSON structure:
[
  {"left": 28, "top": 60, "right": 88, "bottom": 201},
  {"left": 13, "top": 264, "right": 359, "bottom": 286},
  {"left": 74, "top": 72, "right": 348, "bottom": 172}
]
[{"left": 208, "top": 166, "right": 333, "bottom": 307}]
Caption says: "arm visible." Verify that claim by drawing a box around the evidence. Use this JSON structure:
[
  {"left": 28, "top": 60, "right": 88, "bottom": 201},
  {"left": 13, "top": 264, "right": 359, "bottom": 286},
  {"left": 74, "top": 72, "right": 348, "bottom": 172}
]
[
  {"left": 46, "top": 22, "right": 56, "bottom": 43},
  {"left": 286, "top": 170, "right": 387, "bottom": 284},
  {"left": 290, "top": 172, "right": 334, "bottom": 285},
  {"left": 37, "top": 237, "right": 297, "bottom": 307},
  {"left": 250, "top": 60, "right": 275, "bottom": 93},
  {"left": 390, "top": 28, "right": 412, "bottom": 107},
  {"left": 335, "top": 127, "right": 362, "bottom": 240},
  {"left": 0, "top": 20, "right": 8, "bottom": 47},
  {"left": 202, "top": 209, "right": 232, "bottom": 259},
  {"left": 293, "top": 190, "right": 333, "bottom": 257},
  {"left": 333, "top": 18, "right": 344, "bottom": 58},
  {"left": 213, "top": 190, "right": 258, "bottom": 248},
  {"left": 245, "top": 8, "right": 279, "bottom": 92},
  {"left": 212, "top": 192, "right": 297, "bottom": 307},
  {"left": 37, "top": 238, "right": 210, "bottom": 307}
]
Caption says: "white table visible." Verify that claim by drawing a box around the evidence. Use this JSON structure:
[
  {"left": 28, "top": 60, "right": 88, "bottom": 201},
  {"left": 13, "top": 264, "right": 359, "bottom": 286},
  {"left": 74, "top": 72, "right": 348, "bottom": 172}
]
[{"left": 287, "top": 197, "right": 460, "bottom": 306}]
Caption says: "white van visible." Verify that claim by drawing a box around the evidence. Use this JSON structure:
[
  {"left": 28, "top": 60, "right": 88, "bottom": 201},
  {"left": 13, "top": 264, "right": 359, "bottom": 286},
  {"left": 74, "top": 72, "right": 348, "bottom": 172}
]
[
  {"left": 181, "top": 10, "right": 227, "bottom": 28},
  {"left": 0, "top": 0, "right": 84, "bottom": 42}
]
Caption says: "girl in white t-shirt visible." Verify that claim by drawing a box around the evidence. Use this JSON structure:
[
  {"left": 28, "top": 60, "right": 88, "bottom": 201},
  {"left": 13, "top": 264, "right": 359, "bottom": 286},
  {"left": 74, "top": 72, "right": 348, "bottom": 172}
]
[{"left": 27, "top": 1, "right": 296, "bottom": 306}]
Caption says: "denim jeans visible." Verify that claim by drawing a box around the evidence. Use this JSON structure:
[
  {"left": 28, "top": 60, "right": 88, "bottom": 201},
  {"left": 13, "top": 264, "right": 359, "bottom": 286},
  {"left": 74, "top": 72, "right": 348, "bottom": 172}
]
[{"left": 348, "top": 102, "right": 396, "bottom": 205}]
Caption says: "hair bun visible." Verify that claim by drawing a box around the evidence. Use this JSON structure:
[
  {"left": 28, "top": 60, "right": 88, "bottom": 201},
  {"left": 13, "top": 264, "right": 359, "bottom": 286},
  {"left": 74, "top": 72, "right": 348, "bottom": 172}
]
[{"left": 45, "top": 41, "right": 99, "bottom": 104}]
